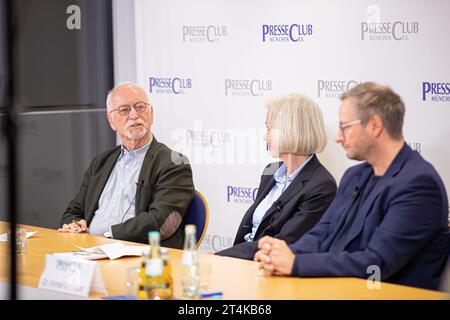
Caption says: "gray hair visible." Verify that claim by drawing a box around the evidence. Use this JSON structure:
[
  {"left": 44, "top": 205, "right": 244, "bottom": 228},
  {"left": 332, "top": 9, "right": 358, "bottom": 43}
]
[
  {"left": 266, "top": 93, "right": 327, "bottom": 155},
  {"left": 106, "top": 82, "right": 151, "bottom": 112},
  {"left": 340, "top": 82, "right": 405, "bottom": 140}
]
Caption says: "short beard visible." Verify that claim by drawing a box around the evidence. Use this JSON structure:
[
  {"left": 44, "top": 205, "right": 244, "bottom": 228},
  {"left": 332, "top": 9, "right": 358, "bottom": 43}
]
[
  {"left": 125, "top": 127, "right": 148, "bottom": 141},
  {"left": 346, "top": 136, "right": 374, "bottom": 161}
]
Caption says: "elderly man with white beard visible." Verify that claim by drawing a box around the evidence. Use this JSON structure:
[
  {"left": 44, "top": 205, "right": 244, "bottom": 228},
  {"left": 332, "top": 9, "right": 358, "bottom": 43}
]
[{"left": 58, "top": 83, "right": 195, "bottom": 248}]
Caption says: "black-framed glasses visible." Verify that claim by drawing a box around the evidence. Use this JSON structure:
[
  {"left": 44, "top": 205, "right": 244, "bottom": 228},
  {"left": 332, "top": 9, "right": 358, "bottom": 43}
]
[{"left": 110, "top": 102, "right": 150, "bottom": 116}]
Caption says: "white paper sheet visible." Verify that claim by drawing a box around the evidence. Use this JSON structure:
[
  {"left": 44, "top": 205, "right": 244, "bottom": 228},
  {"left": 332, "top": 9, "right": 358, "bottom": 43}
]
[
  {"left": 54, "top": 241, "right": 149, "bottom": 260},
  {"left": 0, "top": 231, "right": 38, "bottom": 242}
]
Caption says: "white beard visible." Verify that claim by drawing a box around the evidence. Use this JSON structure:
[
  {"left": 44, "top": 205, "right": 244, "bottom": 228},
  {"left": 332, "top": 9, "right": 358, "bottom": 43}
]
[{"left": 125, "top": 125, "right": 148, "bottom": 140}]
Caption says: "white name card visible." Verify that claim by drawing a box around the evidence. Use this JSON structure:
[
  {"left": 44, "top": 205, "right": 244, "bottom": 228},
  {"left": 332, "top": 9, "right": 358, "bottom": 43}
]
[{"left": 38, "top": 254, "right": 107, "bottom": 297}]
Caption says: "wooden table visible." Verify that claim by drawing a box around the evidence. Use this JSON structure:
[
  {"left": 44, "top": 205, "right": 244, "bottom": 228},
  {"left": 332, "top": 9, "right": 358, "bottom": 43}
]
[{"left": 0, "top": 222, "right": 447, "bottom": 300}]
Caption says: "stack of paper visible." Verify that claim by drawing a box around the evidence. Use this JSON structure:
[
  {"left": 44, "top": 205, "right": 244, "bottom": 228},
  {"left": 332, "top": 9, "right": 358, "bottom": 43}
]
[{"left": 54, "top": 242, "right": 150, "bottom": 260}]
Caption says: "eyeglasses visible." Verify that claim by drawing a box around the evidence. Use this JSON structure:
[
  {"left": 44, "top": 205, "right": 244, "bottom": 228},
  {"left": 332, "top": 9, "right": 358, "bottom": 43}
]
[
  {"left": 339, "top": 119, "right": 362, "bottom": 136},
  {"left": 110, "top": 102, "right": 150, "bottom": 116}
]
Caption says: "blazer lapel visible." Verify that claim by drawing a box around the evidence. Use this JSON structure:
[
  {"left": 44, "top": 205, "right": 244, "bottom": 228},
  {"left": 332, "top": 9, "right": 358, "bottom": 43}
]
[
  {"left": 327, "top": 166, "right": 372, "bottom": 243},
  {"left": 341, "top": 175, "right": 383, "bottom": 247},
  {"left": 233, "top": 170, "right": 276, "bottom": 244},
  {"left": 135, "top": 137, "right": 159, "bottom": 208},
  {"left": 340, "top": 143, "right": 412, "bottom": 247},
  {"left": 241, "top": 176, "right": 276, "bottom": 225},
  {"left": 254, "top": 178, "right": 276, "bottom": 207},
  {"left": 240, "top": 161, "right": 282, "bottom": 220},
  {"left": 258, "top": 155, "right": 320, "bottom": 225}
]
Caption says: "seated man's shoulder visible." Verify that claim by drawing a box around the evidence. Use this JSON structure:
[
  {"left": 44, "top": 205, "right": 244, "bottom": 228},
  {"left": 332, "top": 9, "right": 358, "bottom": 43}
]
[
  {"left": 153, "top": 142, "right": 191, "bottom": 166},
  {"left": 91, "top": 145, "right": 122, "bottom": 165},
  {"left": 341, "top": 161, "right": 371, "bottom": 179},
  {"left": 398, "top": 153, "right": 444, "bottom": 186}
]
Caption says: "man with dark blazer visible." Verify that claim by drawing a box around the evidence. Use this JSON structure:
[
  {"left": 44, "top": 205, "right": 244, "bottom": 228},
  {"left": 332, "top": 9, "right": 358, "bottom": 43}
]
[
  {"left": 216, "top": 94, "right": 337, "bottom": 260},
  {"left": 59, "top": 83, "right": 194, "bottom": 248},
  {"left": 256, "top": 82, "right": 450, "bottom": 290}
]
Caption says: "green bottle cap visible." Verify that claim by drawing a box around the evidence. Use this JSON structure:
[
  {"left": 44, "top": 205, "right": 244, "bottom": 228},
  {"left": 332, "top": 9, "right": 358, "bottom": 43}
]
[{"left": 148, "top": 231, "right": 160, "bottom": 239}]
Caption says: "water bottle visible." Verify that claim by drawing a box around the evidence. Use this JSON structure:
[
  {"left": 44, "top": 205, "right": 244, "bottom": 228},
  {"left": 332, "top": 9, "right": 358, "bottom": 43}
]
[
  {"left": 137, "top": 252, "right": 148, "bottom": 300},
  {"left": 161, "top": 248, "right": 173, "bottom": 299},
  {"left": 181, "top": 224, "right": 200, "bottom": 297},
  {"left": 145, "top": 231, "right": 165, "bottom": 300}
]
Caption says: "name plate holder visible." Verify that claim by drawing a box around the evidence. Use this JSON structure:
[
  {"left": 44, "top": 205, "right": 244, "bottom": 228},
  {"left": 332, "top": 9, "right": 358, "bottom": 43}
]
[{"left": 38, "top": 254, "right": 107, "bottom": 297}]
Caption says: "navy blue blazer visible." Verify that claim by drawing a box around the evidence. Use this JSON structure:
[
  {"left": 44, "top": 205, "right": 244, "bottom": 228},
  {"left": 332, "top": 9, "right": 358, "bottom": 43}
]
[{"left": 289, "top": 143, "right": 449, "bottom": 290}]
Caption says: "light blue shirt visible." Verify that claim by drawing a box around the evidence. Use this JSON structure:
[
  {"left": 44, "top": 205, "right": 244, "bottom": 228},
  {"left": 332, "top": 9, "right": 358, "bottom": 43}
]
[
  {"left": 89, "top": 139, "right": 151, "bottom": 237},
  {"left": 244, "top": 155, "right": 313, "bottom": 242}
]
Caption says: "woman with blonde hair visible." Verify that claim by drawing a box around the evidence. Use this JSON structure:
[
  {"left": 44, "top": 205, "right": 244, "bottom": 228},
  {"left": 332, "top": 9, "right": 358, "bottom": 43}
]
[{"left": 216, "top": 93, "right": 337, "bottom": 260}]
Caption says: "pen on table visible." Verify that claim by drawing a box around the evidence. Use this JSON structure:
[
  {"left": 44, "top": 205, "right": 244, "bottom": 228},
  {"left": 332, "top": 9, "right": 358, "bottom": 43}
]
[{"left": 199, "top": 292, "right": 223, "bottom": 298}]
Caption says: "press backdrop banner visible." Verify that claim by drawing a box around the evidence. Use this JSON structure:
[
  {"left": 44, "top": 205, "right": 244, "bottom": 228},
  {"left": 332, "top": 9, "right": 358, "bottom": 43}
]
[{"left": 116, "top": 0, "right": 450, "bottom": 252}]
